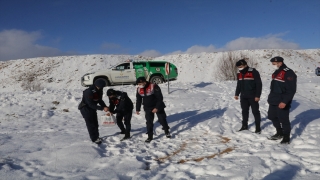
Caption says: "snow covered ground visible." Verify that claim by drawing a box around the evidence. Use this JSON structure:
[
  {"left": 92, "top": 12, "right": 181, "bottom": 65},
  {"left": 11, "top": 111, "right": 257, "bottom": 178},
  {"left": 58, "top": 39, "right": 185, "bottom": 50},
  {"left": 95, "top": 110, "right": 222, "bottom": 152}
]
[{"left": 0, "top": 49, "right": 320, "bottom": 179}]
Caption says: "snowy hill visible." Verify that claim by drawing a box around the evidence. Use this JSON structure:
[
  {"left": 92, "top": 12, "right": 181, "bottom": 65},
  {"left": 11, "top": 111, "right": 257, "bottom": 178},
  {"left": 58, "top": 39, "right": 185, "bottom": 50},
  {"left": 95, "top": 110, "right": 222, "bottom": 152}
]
[
  {"left": 0, "top": 49, "right": 319, "bottom": 90},
  {"left": 1, "top": 49, "right": 320, "bottom": 179}
]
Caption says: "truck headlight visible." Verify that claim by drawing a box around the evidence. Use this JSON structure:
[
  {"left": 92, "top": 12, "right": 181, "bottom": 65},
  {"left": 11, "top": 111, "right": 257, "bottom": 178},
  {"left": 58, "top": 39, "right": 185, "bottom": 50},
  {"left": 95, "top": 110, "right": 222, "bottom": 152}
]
[
  {"left": 82, "top": 73, "right": 94, "bottom": 81},
  {"left": 84, "top": 75, "right": 90, "bottom": 81}
]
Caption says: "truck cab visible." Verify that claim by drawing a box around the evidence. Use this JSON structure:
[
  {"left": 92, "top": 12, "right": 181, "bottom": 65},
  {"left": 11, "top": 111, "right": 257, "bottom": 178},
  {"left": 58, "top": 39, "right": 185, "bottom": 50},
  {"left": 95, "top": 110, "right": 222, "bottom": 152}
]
[{"left": 81, "top": 60, "right": 178, "bottom": 87}]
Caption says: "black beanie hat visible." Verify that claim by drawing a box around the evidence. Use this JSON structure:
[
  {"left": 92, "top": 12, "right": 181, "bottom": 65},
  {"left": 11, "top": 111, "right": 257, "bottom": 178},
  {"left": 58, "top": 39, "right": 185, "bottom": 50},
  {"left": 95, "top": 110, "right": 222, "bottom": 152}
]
[
  {"left": 136, "top": 76, "right": 146, "bottom": 84},
  {"left": 270, "top": 56, "right": 284, "bottom": 62},
  {"left": 94, "top": 79, "right": 106, "bottom": 88},
  {"left": 106, "top": 89, "right": 115, "bottom": 96},
  {"left": 236, "top": 59, "right": 247, "bottom": 66}
]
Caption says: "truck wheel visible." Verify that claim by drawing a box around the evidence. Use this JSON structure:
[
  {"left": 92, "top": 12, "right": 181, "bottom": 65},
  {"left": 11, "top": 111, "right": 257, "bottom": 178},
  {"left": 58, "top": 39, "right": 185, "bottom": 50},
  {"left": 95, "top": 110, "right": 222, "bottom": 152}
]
[
  {"left": 150, "top": 76, "right": 163, "bottom": 84},
  {"left": 94, "top": 78, "right": 110, "bottom": 87}
]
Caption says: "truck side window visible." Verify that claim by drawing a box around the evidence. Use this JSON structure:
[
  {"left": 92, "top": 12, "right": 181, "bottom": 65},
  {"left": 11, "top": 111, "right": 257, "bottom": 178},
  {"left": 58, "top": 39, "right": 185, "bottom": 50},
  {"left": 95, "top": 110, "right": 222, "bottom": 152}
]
[
  {"left": 150, "top": 62, "right": 165, "bottom": 67},
  {"left": 116, "top": 63, "right": 130, "bottom": 70},
  {"left": 134, "top": 62, "right": 146, "bottom": 67}
]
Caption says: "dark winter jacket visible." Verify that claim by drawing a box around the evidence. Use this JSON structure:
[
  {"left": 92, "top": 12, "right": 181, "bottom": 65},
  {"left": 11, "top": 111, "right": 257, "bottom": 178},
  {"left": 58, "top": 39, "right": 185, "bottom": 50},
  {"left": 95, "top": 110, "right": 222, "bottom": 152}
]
[
  {"left": 267, "top": 64, "right": 297, "bottom": 106},
  {"left": 136, "top": 82, "right": 166, "bottom": 111},
  {"left": 78, "top": 85, "right": 107, "bottom": 111},
  {"left": 108, "top": 91, "right": 134, "bottom": 114},
  {"left": 235, "top": 66, "right": 262, "bottom": 98}
]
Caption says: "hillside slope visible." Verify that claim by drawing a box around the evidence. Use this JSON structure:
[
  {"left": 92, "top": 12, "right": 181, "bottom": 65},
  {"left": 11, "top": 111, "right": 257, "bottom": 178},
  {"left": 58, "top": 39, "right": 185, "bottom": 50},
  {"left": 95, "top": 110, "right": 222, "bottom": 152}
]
[
  {"left": 0, "top": 49, "right": 319, "bottom": 91},
  {"left": 1, "top": 49, "right": 320, "bottom": 179}
]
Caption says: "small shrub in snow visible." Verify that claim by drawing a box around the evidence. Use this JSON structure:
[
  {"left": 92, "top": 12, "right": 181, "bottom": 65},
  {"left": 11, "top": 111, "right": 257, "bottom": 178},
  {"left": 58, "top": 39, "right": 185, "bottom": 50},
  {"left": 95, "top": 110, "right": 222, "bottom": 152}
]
[
  {"left": 52, "top": 101, "right": 60, "bottom": 105},
  {"left": 47, "top": 77, "right": 54, "bottom": 83},
  {"left": 21, "top": 80, "right": 43, "bottom": 92},
  {"left": 18, "top": 69, "right": 44, "bottom": 91},
  {"left": 216, "top": 51, "right": 259, "bottom": 81}
]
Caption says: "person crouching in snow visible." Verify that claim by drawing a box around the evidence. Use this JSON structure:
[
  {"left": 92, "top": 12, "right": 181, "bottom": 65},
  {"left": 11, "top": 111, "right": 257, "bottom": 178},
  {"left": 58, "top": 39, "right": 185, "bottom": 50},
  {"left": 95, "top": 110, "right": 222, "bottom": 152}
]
[
  {"left": 136, "top": 77, "right": 171, "bottom": 143},
  {"left": 78, "top": 79, "right": 108, "bottom": 144},
  {"left": 106, "top": 89, "right": 134, "bottom": 141}
]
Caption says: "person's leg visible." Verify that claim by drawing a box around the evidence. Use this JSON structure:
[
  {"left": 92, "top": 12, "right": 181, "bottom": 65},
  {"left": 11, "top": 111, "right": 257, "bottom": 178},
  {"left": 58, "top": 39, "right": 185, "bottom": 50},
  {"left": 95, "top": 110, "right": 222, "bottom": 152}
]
[
  {"left": 116, "top": 113, "right": 125, "bottom": 133},
  {"left": 156, "top": 109, "right": 170, "bottom": 131},
  {"left": 92, "top": 111, "right": 99, "bottom": 139},
  {"left": 80, "top": 108, "right": 99, "bottom": 142},
  {"left": 156, "top": 109, "right": 171, "bottom": 137},
  {"left": 249, "top": 98, "right": 261, "bottom": 133},
  {"left": 145, "top": 110, "right": 154, "bottom": 141},
  {"left": 123, "top": 112, "right": 132, "bottom": 138},
  {"left": 278, "top": 104, "right": 291, "bottom": 143},
  {"left": 268, "top": 105, "right": 283, "bottom": 140},
  {"left": 239, "top": 98, "right": 250, "bottom": 130}
]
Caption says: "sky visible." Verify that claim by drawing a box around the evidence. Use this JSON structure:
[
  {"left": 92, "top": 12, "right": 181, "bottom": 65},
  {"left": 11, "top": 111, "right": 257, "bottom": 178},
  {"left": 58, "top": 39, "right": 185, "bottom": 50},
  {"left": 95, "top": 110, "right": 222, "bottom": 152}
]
[{"left": 0, "top": 0, "right": 320, "bottom": 61}]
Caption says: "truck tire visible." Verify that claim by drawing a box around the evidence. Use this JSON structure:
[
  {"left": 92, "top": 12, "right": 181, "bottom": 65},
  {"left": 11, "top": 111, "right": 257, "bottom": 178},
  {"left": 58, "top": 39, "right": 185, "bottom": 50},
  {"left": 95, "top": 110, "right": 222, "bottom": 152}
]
[
  {"left": 94, "top": 78, "right": 110, "bottom": 87},
  {"left": 150, "top": 76, "right": 163, "bottom": 84}
]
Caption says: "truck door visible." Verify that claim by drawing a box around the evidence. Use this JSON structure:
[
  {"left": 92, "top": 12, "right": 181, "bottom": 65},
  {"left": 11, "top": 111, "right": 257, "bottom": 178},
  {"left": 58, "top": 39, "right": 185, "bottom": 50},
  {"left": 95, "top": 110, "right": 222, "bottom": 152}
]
[
  {"left": 110, "top": 63, "right": 134, "bottom": 83},
  {"left": 133, "top": 62, "right": 148, "bottom": 81},
  {"left": 128, "top": 62, "right": 137, "bottom": 82}
]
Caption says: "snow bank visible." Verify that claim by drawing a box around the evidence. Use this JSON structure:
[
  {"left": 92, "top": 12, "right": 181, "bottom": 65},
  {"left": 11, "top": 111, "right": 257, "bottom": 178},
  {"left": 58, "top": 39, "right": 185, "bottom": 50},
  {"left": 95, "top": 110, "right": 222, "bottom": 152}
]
[
  {"left": 0, "top": 49, "right": 319, "bottom": 91},
  {"left": 0, "top": 49, "right": 320, "bottom": 179}
]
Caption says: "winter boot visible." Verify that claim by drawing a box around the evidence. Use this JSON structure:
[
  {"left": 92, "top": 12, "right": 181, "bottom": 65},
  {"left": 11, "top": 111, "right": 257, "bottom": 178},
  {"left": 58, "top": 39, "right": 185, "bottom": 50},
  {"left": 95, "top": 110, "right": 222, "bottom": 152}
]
[
  {"left": 145, "top": 134, "right": 153, "bottom": 143},
  {"left": 120, "top": 129, "right": 126, "bottom": 134},
  {"left": 165, "top": 129, "right": 171, "bottom": 138},
  {"left": 255, "top": 126, "right": 261, "bottom": 134},
  {"left": 238, "top": 125, "right": 248, "bottom": 132},
  {"left": 280, "top": 134, "right": 290, "bottom": 144},
  {"left": 121, "top": 132, "right": 131, "bottom": 141},
  {"left": 268, "top": 129, "right": 283, "bottom": 140},
  {"left": 93, "top": 138, "right": 102, "bottom": 145}
]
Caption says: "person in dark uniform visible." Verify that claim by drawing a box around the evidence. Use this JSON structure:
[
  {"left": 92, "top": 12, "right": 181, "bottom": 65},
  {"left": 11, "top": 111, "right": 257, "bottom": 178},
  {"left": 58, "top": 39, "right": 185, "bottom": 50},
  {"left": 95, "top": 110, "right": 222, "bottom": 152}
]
[
  {"left": 267, "top": 56, "right": 297, "bottom": 144},
  {"left": 78, "top": 79, "right": 108, "bottom": 144},
  {"left": 106, "top": 89, "right": 134, "bottom": 141},
  {"left": 136, "top": 77, "right": 171, "bottom": 143},
  {"left": 234, "top": 59, "right": 262, "bottom": 133}
]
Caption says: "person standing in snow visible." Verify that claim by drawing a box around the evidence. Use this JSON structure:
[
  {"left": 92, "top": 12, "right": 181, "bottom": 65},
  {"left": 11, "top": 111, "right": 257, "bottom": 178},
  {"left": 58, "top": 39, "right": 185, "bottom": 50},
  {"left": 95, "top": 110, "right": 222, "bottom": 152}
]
[
  {"left": 78, "top": 79, "right": 108, "bottom": 144},
  {"left": 136, "top": 77, "right": 171, "bottom": 143},
  {"left": 267, "top": 56, "right": 297, "bottom": 144},
  {"left": 234, "top": 59, "right": 262, "bottom": 133},
  {"left": 106, "top": 89, "right": 134, "bottom": 141}
]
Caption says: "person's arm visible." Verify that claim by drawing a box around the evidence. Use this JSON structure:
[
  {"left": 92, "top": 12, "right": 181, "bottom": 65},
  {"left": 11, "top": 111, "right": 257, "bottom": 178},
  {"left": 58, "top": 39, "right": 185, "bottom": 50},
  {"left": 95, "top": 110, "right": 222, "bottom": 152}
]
[
  {"left": 153, "top": 84, "right": 164, "bottom": 110},
  {"left": 98, "top": 98, "right": 107, "bottom": 109},
  {"left": 136, "top": 89, "right": 142, "bottom": 112},
  {"left": 235, "top": 73, "right": 241, "bottom": 98},
  {"left": 109, "top": 98, "right": 116, "bottom": 113},
  {"left": 253, "top": 69, "right": 262, "bottom": 98},
  {"left": 98, "top": 90, "right": 108, "bottom": 111},
  {"left": 83, "top": 90, "right": 104, "bottom": 110},
  {"left": 281, "top": 71, "right": 297, "bottom": 104}
]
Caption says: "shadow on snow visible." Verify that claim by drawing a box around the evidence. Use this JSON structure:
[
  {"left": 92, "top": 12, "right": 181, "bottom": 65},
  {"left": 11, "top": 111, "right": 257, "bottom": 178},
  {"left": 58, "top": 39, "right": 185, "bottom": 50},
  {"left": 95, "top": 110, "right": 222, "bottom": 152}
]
[
  {"left": 193, "top": 82, "right": 213, "bottom": 88},
  {"left": 262, "top": 164, "right": 300, "bottom": 180},
  {"left": 291, "top": 108, "right": 320, "bottom": 140},
  {"left": 290, "top": 100, "right": 300, "bottom": 113},
  {"left": 165, "top": 108, "right": 227, "bottom": 138}
]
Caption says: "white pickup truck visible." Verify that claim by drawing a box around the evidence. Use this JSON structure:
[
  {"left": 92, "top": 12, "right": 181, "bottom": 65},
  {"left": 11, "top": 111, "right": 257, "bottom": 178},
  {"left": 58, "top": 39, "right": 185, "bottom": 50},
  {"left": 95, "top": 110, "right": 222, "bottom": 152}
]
[{"left": 81, "top": 60, "right": 178, "bottom": 87}]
